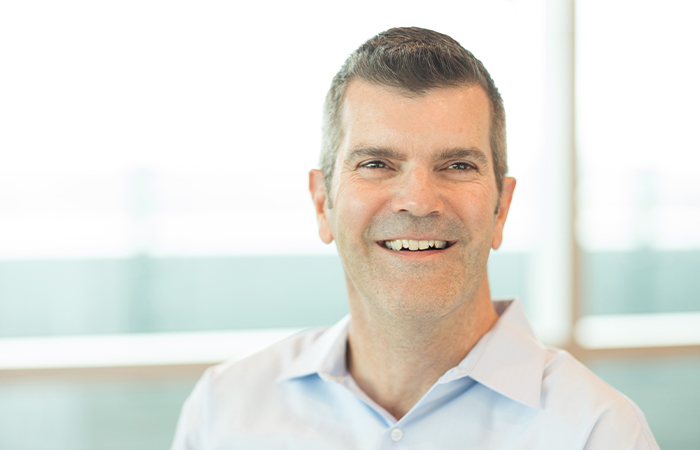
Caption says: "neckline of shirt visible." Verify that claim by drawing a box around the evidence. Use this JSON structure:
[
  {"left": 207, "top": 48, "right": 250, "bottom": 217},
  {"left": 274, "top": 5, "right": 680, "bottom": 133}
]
[{"left": 276, "top": 298, "right": 544, "bottom": 409}]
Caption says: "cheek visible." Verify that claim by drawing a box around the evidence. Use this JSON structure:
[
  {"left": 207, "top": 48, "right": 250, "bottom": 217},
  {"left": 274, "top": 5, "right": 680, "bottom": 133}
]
[
  {"left": 334, "top": 178, "right": 387, "bottom": 241},
  {"left": 450, "top": 188, "right": 497, "bottom": 233}
]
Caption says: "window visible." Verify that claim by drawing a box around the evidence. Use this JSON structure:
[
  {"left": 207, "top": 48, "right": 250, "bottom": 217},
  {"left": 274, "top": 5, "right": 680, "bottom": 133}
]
[{"left": 1, "top": 1, "right": 696, "bottom": 449}]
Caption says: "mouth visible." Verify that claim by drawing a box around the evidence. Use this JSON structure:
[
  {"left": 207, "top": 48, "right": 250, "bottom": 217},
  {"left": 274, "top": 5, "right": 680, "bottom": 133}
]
[{"left": 380, "top": 239, "right": 454, "bottom": 252}]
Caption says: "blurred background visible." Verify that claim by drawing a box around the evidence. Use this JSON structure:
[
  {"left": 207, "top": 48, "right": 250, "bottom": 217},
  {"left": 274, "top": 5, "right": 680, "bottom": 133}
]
[{"left": 0, "top": 0, "right": 698, "bottom": 448}]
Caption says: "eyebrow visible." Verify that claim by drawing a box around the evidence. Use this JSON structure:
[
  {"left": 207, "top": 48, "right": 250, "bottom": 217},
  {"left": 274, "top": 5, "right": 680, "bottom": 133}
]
[
  {"left": 344, "top": 145, "right": 489, "bottom": 166},
  {"left": 345, "top": 146, "right": 406, "bottom": 163},
  {"left": 433, "top": 148, "right": 489, "bottom": 166}
]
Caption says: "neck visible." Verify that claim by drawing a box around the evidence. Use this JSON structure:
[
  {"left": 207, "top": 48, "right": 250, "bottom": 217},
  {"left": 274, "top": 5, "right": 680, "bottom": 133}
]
[{"left": 345, "top": 271, "right": 499, "bottom": 420}]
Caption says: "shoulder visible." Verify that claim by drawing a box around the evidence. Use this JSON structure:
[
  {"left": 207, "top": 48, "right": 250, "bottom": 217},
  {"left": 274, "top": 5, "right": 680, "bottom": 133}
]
[
  {"left": 541, "top": 347, "right": 659, "bottom": 450},
  {"left": 201, "top": 325, "right": 328, "bottom": 395},
  {"left": 170, "top": 326, "right": 329, "bottom": 450},
  {"left": 541, "top": 346, "right": 638, "bottom": 415}
]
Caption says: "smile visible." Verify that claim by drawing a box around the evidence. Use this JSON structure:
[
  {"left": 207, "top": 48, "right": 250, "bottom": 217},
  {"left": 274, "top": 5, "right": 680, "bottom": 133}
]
[{"left": 382, "top": 239, "right": 449, "bottom": 252}]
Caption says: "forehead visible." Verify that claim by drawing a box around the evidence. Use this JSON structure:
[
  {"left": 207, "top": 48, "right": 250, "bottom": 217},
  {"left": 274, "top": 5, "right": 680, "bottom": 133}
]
[{"left": 339, "top": 80, "right": 492, "bottom": 162}]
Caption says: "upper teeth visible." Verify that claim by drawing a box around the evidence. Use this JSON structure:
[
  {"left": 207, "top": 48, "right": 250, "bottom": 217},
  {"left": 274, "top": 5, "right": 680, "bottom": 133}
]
[{"left": 384, "top": 239, "right": 447, "bottom": 251}]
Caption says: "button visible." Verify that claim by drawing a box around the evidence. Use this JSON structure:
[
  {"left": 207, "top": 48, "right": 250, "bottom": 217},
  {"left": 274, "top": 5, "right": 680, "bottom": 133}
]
[{"left": 390, "top": 428, "right": 403, "bottom": 442}]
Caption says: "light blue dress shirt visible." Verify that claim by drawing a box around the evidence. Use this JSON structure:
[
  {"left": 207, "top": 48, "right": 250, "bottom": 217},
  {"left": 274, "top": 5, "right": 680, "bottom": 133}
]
[{"left": 171, "top": 299, "right": 659, "bottom": 449}]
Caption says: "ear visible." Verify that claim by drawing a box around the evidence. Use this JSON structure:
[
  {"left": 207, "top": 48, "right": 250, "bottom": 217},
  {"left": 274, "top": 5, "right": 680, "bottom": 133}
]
[
  {"left": 309, "top": 169, "right": 334, "bottom": 244},
  {"left": 491, "top": 177, "right": 516, "bottom": 250}
]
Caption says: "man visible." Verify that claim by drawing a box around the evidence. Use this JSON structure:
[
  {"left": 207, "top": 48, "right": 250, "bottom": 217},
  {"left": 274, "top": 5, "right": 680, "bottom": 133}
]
[{"left": 171, "top": 27, "right": 658, "bottom": 449}]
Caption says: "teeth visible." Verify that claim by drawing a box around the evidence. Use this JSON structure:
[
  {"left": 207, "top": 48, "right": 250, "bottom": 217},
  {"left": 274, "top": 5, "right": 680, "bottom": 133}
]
[{"left": 385, "top": 239, "right": 448, "bottom": 251}]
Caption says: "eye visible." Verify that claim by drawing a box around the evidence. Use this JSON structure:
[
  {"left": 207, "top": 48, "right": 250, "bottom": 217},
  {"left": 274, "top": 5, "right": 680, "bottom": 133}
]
[
  {"left": 447, "top": 162, "right": 475, "bottom": 171},
  {"left": 359, "top": 160, "right": 389, "bottom": 169}
]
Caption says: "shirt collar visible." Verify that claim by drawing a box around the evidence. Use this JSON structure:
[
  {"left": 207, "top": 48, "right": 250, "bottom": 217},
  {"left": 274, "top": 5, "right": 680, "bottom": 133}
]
[
  {"left": 276, "top": 299, "right": 545, "bottom": 409},
  {"left": 276, "top": 314, "right": 351, "bottom": 382},
  {"left": 443, "top": 298, "right": 546, "bottom": 409}
]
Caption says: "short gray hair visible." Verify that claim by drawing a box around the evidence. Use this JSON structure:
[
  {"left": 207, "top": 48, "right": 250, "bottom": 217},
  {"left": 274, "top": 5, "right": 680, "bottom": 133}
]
[{"left": 320, "top": 27, "right": 507, "bottom": 208}]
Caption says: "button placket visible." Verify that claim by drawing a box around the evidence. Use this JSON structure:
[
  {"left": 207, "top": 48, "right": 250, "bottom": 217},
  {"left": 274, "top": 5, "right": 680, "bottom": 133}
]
[{"left": 390, "top": 428, "right": 403, "bottom": 442}]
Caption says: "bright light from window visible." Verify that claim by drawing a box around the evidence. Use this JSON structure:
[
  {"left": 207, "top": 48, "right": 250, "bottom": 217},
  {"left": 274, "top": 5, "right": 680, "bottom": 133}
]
[
  {"left": 576, "top": 0, "right": 700, "bottom": 251},
  {"left": 0, "top": 0, "right": 547, "bottom": 259}
]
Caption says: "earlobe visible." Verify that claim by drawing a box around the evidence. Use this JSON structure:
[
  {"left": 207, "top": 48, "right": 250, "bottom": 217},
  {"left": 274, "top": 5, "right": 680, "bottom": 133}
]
[
  {"left": 491, "top": 177, "right": 516, "bottom": 250},
  {"left": 309, "top": 169, "right": 334, "bottom": 244}
]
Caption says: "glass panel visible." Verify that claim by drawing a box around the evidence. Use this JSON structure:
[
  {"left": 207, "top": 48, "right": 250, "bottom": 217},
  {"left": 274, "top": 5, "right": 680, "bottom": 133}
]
[
  {"left": 588, "top": 356, "right": 700, "bottom": 450},
  {"left": 576, "top": 0, "right": 700, "bottom": 315},
  {"left": 0, "top": 255, "right": 349, "bottom": 337},
  {"left": 0, "top": 378, "right": 194, "bottom": 450},
  {"left": 584, "top": 250, "right": 700, "bottom": 315}
]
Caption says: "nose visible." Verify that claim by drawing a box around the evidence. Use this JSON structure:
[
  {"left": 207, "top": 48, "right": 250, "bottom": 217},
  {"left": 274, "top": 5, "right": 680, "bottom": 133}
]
[{"left": 391, "top": 166, "right": 444, "bottom": 217}]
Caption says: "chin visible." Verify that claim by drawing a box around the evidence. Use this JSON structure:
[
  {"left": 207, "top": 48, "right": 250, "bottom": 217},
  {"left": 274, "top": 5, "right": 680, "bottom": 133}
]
[{"left": 378, "top": 285, "right": 471, "bottom": 322}]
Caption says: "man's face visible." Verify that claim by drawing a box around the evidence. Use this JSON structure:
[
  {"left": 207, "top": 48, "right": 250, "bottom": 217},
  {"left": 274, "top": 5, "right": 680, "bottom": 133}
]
[{"left": 310, "top": 80, "right": 515, "bottom": 321}]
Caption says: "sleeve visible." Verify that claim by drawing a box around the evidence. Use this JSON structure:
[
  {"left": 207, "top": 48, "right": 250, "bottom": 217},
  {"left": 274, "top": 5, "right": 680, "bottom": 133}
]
[
  {"left": 582, "top": 397, "right": 660, "bottom": 450},
  {"left": 170, "top": 370, "right": 211, "bottom": 450}
]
